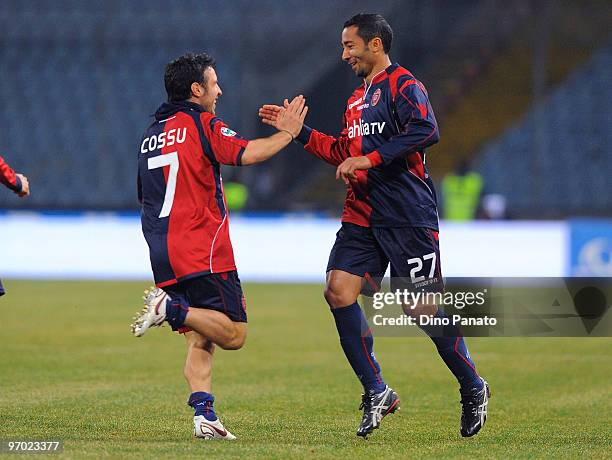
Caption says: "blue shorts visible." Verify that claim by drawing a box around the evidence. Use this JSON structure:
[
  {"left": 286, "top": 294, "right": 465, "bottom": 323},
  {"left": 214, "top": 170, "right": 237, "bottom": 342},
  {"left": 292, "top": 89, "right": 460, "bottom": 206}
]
[
  {"left": 0, "top": 278, "right": 4, "bottom": 297},
  {"left": 162, "top": 271, "right": 247, "bottom": 329},
  {"left": 327, "top": 223, "right": 444, "bottom": 295}
]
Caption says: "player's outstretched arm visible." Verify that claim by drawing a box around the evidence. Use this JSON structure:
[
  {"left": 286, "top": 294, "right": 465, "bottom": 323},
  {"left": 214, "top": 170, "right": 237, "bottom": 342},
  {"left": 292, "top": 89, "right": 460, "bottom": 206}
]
[
  {"left": 241, "top": 95, "right": 308, "bottom": 165},
  {"left": 260, "top": 101, "right": 351, "bottom": 167},
  {"left": 0, "top": 156, "right": 29, "bottom": 197}
]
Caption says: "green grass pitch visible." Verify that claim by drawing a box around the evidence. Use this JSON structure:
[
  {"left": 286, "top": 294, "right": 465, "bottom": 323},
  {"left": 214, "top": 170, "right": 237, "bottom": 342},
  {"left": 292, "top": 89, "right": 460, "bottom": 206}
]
[{"left": 1, "top": 280, "right": 610, "bottom": 459}]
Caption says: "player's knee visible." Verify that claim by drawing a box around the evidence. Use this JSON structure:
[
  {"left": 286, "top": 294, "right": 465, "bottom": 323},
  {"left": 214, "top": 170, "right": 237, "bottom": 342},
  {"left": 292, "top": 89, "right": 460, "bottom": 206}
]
[
  {"left": 220, "top": 325, "right": 247, "bottom": 350},
  {"left": 223, "top": 336, "right": 245, "bottom": 350},
  {"left": 324, "top": 271, "right": 361, "bottom": 308},
  {"left": 324, "top": 284, "right": 354, "bottom": 308},
  {"left": 221, "top": 339, "right": 244, "bottom": 351}
]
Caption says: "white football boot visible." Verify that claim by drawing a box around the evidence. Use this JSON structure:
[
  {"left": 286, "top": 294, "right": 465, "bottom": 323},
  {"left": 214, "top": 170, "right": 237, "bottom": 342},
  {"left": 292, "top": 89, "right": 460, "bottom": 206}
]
[
  {"left": 131, "top": 287, "right": 167, "bottom": 337},
  {"left": 193, "top": 416, "right": 237, "bottom": 440}
]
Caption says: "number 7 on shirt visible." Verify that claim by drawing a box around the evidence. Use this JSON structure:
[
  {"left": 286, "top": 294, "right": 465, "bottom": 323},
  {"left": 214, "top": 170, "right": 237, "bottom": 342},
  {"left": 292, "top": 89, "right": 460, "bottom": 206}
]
[{"left": 148, "top": 152, "right": 179, "bottom": 218}]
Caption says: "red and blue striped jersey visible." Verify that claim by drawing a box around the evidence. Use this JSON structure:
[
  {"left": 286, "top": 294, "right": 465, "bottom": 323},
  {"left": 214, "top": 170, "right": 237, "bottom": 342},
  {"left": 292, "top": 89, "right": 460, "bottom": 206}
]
[
  {"left": 0, "top": 156, "right": 22, "bottom": 193},
  {"left": 138, "top": 101, "right": 248, "bottom": 287},
  {"left": 297, "top": 63, "right": 440, "bottom": 229}
]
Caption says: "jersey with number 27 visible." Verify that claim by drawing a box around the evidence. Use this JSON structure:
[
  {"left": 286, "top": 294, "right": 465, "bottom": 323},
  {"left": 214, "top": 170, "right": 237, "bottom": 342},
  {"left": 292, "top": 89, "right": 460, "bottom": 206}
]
[{"left": 138, "top": 100, "right": 249, "bottom": 287}]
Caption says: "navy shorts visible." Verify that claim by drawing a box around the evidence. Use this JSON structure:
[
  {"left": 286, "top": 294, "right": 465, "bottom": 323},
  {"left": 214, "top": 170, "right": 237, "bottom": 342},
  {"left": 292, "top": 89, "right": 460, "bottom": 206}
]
[
  {"left": 163, "top": 271, "right": 247, "bottom": 329},
  {"left": 0, "top": 278, "right": 4, "bottom": 297},
  {"left": 327, "top": 223, "right": 444, "bottom": 294}
]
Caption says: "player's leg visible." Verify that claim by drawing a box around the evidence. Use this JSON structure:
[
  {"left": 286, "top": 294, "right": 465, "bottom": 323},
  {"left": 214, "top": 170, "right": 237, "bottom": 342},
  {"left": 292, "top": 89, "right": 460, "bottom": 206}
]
[
  {"left": 0, "top": 278, "right": 5, "bottom": 297},
  {"left": 131, "top": 272, "right": 246, "bottom": 440},
  {"left": 182, "top": 331, "right": 236, "bottom": 440},
  {"left": 184, "top": 331, "right": 216, "bottom": 422},
  {"left": 184, "top": 331, "right": 215, "bottom": 394},
  {"left": 378, "top": 227, "right": 489, "bottom": 437},
  {"left": 405, "top": 296, "right": 490, "bottom": 437},
  {"left": 132, "top": 275, "right": 247, "bottom": 350},
  {"left": 325, "top": 269, "right": 386, "bottom": 392},
  {"left": 180, "top": 272, "right": 248, "bottom": 351},
  {"left": 181, "top": 273, "right": 246, "bottom": 440},
  {"left": 325, "top": 224, "right": 399, "bottom": 438},
  {"left": 182, "top": 308, "right": 246, "bottom": 350}
]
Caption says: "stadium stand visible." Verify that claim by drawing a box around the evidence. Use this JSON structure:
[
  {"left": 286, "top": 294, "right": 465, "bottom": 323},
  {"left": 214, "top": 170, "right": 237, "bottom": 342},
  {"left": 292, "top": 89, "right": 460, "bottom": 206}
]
[
  {"left": 474, "top": 41, "right": 612, "bottom": 218},
  {"left": 0, "top": 0, "right": 403, "bottom": 209},
  {"left": 0, "top": 0, "right": 609, "bottom": 218}
]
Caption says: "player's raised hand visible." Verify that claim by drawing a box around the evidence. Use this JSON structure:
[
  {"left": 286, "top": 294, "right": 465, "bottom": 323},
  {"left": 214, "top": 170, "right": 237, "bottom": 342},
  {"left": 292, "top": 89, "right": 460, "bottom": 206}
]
[
  {"left": 274, "top": 95, "right": 308, "bottom": 138},
  {"left": 15, "top": 173, "right": 29, "bottom": 197},
  {"left": 258, "top": 104, "right": 282, "bottom": 126},
  {"left": 335, "top": 156, "right": 373, "bottom": 185},
  {"left": 242, "top": 96, "right": 309, "bottom": 165}
]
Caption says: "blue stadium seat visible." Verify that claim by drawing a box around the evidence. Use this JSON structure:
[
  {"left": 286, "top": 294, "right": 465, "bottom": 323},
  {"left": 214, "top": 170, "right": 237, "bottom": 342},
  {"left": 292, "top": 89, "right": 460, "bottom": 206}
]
[{"left": 474, "top": 42, "right": 612, "bottom": 217}]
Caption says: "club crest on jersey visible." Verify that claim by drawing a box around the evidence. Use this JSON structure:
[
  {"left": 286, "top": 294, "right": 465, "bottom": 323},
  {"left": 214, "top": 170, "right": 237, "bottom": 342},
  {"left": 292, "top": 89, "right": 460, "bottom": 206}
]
[
  {"left": 371, "top": 88, "right": 381, "bottom": 106},
  {"left": 221, "top": 127, "right": 237, "bottom": 137}
]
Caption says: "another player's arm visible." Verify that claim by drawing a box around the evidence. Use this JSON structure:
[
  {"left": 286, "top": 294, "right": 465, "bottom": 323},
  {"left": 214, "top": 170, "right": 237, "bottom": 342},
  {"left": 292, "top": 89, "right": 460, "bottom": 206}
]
[
  {"left": 210, "top": 95, "right": 308, "bottom": 167},
  {"left": 259, "top": 102, "right": 350, "bottom": 167},
  {"left": 335, "top": 80, "right": 440, "bottom": 183},
  {"left": 0, "top": 156, "right": 29, "bottom": 197},
  {"left": 242, "top": 95, "right": 307, "bottom": 165}
]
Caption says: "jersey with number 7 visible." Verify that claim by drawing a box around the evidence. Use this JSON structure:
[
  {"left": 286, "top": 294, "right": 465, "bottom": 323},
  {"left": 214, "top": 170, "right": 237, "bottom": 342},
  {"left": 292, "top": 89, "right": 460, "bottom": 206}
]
[{"left": 138, "top": 100, "right": 249, "bottom": 287}]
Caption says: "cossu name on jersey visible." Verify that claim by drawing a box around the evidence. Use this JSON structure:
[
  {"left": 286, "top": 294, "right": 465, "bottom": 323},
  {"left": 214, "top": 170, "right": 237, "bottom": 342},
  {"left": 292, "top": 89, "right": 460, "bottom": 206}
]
[
  {"left": 347, "top": 119, "right": 385, "bottom": 139},
  {"left": 141, "top": 128, "right": 187, "bottom": 153}
]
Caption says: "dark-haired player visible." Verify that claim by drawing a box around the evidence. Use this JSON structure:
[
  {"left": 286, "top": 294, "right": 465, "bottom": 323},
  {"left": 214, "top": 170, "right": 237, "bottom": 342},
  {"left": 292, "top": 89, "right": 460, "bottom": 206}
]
[
  {"left": 0, "top": 155, "right": 29, "bottom": 297},
  {"left": 260, "top": 14, "right": 489, "bottom": 438},
  {"left": 132, "top": 52, "right": 307, "bottom": 440}
]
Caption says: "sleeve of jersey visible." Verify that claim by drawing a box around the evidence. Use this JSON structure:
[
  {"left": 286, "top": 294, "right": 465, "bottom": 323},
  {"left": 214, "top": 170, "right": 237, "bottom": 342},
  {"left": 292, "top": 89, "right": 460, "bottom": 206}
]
[
  {"left": 204, "top": 117, "right": 250, "bottom": 166},
  {"left": 296, "top": 117, "right": 351, "bottom": 167},
  {"left": 375, "top": 80, "right": 440, "bottom": 165},
  {"left": 0, "top": 156, "right": 22, "bottom": 192}
]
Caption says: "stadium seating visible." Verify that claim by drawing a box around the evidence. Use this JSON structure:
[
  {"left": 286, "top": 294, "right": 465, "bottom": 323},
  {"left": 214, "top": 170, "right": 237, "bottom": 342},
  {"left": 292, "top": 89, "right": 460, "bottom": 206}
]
[
  {"left": 0, "top": 0, "right": 377, "bottom": 209},
  {"left": 0, "top": 1, "right": 609, "bottom": 218},
  {"left": 474, "top": 41, "right": 612, "bottom": 217},
  {"left": 0, "top": 0, "right": 479, "bottom": 210}
]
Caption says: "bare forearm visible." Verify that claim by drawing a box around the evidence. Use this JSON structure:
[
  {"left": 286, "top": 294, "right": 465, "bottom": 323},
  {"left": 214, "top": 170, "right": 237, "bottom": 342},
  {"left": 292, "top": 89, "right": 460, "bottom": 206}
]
[{"left": 241, "top": 131, "right": 293, "bottom": 165}]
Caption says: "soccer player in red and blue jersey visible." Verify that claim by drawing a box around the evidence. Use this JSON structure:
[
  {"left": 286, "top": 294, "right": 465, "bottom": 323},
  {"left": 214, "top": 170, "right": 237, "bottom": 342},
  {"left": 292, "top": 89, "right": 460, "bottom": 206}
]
[
  {"left": 131, "top": 53, "right": 307, "bottom": 440},
  {"left": 0, "top": 155, "right": 30, "bottom": 297},
  {"left": 260, "top": 14, "right": 489, "bottom": 438}
]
